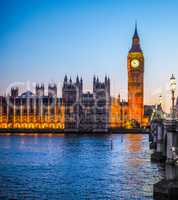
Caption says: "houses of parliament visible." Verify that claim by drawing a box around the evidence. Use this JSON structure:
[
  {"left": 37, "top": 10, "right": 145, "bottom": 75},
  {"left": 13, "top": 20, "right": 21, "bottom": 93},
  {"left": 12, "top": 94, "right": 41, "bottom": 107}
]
[{"left": 0, "top": 25, "right": 149, "bottom": 131}]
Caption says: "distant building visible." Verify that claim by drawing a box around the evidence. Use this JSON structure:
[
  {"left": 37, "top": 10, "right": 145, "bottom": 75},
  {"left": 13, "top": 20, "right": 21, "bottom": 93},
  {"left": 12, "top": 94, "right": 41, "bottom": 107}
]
[{"left": 62, "top": 75, "right": 110, "bottom": 132}]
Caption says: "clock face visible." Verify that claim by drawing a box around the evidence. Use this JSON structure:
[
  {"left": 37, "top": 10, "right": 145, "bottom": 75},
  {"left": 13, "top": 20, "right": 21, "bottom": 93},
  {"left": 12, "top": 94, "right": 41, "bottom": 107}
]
[{"left": 131, "top": 59, "right": 140, "bottom": 68}]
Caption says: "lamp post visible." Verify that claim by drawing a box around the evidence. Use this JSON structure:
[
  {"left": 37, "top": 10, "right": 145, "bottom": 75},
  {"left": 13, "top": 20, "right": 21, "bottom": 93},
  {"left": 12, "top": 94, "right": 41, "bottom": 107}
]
[
  {"left": 159, "top": 95, "right": 163, "bottom": 106},
  {"left": 170, "top": 74, "right": 176, "bottom": 119}
]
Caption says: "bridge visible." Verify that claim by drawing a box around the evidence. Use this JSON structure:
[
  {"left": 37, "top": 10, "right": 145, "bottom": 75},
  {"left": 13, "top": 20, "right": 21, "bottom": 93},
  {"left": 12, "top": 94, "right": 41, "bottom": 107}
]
[{"left": 149, "top": 105, "right": 178, "bottom": 199}]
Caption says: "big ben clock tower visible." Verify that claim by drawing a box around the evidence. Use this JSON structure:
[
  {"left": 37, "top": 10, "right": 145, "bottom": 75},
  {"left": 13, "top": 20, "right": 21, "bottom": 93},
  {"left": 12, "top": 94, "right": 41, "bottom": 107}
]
[{"left": 128, "top": 24, "right": 144, "bottom": 125}]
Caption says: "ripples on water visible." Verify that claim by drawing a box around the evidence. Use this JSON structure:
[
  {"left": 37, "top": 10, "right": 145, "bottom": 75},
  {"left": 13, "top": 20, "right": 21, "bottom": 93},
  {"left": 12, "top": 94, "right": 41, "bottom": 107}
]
[{"left": 0, "top": 134, "right": 164, "bottom": 200}]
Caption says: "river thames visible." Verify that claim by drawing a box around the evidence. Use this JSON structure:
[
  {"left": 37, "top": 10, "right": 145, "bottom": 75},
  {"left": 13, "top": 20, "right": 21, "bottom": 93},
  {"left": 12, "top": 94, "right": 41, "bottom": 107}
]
[{"left": 0, "top": 134, "right": 164, "bottom": 200}]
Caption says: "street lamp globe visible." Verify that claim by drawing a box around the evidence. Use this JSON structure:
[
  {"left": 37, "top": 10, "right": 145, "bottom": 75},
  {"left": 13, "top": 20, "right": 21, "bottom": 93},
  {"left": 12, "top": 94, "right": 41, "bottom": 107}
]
[{"left": 170, "top": 74, "right": 176, "bottom": 92}]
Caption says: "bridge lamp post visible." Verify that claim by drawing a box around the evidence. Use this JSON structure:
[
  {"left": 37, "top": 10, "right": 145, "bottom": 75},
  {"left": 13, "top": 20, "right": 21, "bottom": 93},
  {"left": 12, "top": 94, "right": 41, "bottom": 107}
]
[
  {"left": 159, "top": 95, "right": 163, "bottom": 106},
  {"left": 170, "top": 74, "right": 176, "bottom": 119}
]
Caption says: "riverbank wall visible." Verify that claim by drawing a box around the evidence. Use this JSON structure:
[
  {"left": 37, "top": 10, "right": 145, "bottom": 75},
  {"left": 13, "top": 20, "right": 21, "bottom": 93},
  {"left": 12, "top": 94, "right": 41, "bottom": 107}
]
[{"left": 0, "top": 127, "right": 149, "bottom": 134}]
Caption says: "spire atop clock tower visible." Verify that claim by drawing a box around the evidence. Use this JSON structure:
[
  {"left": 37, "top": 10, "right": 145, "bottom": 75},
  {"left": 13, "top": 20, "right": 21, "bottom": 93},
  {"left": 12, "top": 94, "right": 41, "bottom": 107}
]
[
  {"left": 133, "top": 22, "right": 138, "bottom": 38},
  {"left": 129, "top": 23, "right": 142, "bottom": 53}
]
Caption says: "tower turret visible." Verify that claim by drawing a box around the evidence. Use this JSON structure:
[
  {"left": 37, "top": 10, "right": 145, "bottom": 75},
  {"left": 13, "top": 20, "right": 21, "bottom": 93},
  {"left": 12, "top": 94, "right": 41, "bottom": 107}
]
[
  {"left": 36, "top": 84, "right": 45, "bottom": 96},
  {"left": 129, "top": 23, "right": 142, "bottom": 53},
  {"left": 76, "top": 75, "right": 79, "bottom": 84},
  {"left": 93, "top": 75, "right": 96, "bottom": 92},
  {"left": 80, "top": 77, "right": 83, "bottom": 89},
  {"left": 11, "top": 87, "right": 19, "bottom": 97},
  {"left": 69, "top": 77, "right": 72, "bottom": 84},
  {"left": 64, "top": 75, "right": 68, "bottom": 83}
]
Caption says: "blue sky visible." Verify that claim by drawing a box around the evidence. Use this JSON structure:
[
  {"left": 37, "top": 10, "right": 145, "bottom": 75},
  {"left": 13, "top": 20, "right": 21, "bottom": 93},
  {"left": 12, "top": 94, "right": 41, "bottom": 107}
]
[{"left": 1, "top": 0, "right": 178, "bottom": 110}]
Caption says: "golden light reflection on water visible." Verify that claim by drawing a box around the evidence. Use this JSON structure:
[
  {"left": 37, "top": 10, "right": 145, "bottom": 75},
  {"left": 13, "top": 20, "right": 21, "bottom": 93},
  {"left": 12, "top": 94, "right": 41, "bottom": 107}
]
[
  {"left": 0, "top": 133, "right": 65, "bottom": 137},
  {"left": 127, "top": 134, "right": 143, "bottom": 153},
  {"left": 126, "top": 134, "right": 145, "bottom": 166}
]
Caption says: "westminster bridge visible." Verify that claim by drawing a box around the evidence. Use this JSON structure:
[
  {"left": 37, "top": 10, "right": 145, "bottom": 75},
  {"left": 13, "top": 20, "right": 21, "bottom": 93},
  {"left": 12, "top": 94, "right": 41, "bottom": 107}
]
[{"left": 150, "top": 113, "right": 178, "bottom": 199}]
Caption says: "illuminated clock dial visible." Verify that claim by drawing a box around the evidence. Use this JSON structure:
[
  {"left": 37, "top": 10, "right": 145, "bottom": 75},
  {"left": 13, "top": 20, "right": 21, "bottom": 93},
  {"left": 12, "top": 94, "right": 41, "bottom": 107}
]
[{"left": 131, "top": 59, "right": 140, "bottom": 68}]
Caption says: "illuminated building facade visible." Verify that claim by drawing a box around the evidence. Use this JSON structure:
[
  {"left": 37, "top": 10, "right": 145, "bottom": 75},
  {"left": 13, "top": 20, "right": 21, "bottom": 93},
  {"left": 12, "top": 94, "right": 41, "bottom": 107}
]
[
  {"left": 109, "top": 96, "right": 128, "bottom": 128},
  {"left": 0, "top": 85, "right": 64, "bottom": 129}
]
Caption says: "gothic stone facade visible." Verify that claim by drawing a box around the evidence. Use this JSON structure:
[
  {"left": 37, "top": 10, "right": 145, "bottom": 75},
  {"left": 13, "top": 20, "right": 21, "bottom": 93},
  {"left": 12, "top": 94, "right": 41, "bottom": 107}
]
[{"left": 62, "top": 75, "right": 110, "bottom": 132}]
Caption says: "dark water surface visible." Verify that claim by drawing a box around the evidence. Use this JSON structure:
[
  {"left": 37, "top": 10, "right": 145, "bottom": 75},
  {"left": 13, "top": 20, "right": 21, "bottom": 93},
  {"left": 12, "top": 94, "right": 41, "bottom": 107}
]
[{"left": 0, "top": 134, "right": 164, "bottom": 200}]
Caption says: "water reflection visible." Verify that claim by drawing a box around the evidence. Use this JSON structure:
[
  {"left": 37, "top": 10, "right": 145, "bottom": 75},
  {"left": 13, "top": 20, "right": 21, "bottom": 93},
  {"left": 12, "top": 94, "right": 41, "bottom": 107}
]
[
  {"left": 0, "top": 134, "right": 164, "bottom": 200},
  {"left": 127, "top": 134, "right": 143, "bottom": 152}
]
